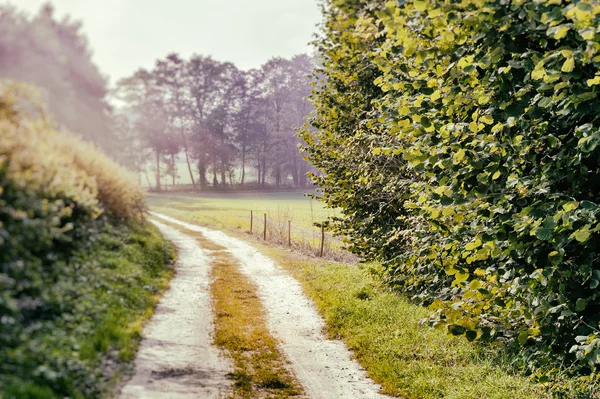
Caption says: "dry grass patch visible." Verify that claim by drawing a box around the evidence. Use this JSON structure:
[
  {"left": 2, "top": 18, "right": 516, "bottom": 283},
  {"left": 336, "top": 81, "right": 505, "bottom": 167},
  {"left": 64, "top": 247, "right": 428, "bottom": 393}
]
[{"left": 156, "top": 219, "right": 304, "bottom": 398}]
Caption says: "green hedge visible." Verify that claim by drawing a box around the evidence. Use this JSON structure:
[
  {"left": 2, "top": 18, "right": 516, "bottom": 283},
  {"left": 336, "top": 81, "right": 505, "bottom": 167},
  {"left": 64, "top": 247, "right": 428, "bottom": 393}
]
[
  {"left": 0, "top": 82, "right": 175, "bottom": 398},
  {"left": 304, "top": 0, "right": 600, "bottom": 385}
]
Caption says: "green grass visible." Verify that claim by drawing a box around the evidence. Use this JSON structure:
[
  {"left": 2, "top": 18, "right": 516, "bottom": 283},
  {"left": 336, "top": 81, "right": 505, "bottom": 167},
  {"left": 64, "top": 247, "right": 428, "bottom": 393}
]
[
  {"left": 147, "top": 191, "right": 349, "bottom": 256},
  {"left": 149, "top": 201, "right": 546, "bottom": 399},
  {"left": 148, "top": 190, "right": 335, "bottom": 230},
  {"left": 262, "top": 251, "right": 546, "bottom": 399},
  {"left": 1, "top": 221, "right": 175, "bottom": 399}
]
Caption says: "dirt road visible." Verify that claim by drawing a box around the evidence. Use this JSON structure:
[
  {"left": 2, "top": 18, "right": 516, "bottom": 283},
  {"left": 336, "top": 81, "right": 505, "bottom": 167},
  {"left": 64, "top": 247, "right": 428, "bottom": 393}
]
[
  {"left": 120, "top": 213, "right": 387, "bottom": 398},
  {"left": 119, "top": 221, "right": 232, "bottom": 399}
]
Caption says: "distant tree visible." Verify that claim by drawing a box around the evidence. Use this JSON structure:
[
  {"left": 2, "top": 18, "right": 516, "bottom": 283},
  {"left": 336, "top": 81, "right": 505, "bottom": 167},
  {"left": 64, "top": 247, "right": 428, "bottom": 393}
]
[
  {"left": 0, "top": 4, "right": 115, "bottom": 151},
  {"left": 116, "top": 70, "right": 171, "bottom": 191},
  {"left": 154, "top": 54, "right": 197, "bottom": 187}
]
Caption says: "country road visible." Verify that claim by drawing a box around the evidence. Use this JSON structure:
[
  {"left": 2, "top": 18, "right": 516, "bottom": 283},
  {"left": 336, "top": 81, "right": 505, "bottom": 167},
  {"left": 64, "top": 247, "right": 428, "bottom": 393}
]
[{"left": 119, "top": 212, "right": 387, "bottom": 399}]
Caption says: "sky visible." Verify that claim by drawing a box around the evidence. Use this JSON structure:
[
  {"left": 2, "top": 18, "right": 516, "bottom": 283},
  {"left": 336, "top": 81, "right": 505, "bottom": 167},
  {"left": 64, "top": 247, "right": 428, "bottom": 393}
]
[{"left": 11, "top": 0, "right": 322, "bottom": 85}]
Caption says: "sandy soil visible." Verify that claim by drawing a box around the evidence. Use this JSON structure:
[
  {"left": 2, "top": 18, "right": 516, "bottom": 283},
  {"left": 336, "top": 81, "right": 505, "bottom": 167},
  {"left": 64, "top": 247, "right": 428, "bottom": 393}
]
[
  {"left": 119, "top": 221, "right": 232, "bottom": 399},
  {"left": 151, "top": 212, "right": 388, "bottom": 399}
]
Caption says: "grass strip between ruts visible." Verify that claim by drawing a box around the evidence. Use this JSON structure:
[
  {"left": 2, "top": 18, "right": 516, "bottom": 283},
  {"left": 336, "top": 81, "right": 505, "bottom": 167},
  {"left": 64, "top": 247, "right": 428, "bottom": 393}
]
[{"left": 155, "top": 219, "right": 304, "bottom": 398}]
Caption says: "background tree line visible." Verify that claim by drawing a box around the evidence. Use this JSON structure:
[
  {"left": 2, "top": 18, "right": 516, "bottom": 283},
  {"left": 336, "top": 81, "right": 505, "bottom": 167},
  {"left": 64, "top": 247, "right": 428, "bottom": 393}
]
[
  {"left": 0, "top": 4, "right": 316, "bottom": 192},
  {"left": 0, "top": 4, "right": 115, "bottom": 151},
  {"left": 115, "top": 53, "right": 316, "bottom": 191}
]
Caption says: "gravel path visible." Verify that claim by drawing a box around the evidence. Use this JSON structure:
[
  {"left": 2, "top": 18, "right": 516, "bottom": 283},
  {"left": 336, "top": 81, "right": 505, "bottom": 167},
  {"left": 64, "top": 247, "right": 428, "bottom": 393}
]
[
  {"left": 151, "top": 212, "right": 388, "bottom": 399},
  {"left": 119, "top": 221, "right": 232, "bottom": 399}
]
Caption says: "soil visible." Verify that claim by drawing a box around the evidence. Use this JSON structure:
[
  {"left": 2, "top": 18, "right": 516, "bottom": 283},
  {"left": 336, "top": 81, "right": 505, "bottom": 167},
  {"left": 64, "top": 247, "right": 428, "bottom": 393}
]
[{"left": 119, "top": 221, "right": 232, "bottom": 399}]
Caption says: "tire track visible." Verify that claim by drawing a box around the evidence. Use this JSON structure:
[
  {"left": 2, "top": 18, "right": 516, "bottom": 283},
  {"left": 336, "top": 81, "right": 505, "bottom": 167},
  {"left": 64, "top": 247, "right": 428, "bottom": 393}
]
[
  {"left": 151, "top": 212, "right": 389, "bottom": 399},
  {"left": 119, "top": 221, "right": 232, "bottom": 399}
]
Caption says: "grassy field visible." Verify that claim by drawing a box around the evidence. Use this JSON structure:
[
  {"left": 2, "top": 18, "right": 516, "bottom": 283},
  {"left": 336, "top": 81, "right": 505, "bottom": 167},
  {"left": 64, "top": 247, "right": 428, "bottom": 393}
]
[
  {"left": 147, "top": 190, "right": 348, "bottom": 258},
  {"left": 148, "top": 192, "right": 549, "bottom": 399}
]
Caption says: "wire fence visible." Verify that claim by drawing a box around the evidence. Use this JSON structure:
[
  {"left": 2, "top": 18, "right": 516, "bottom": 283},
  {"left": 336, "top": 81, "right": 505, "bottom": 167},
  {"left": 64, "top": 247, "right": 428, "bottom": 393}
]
[{"left": 241, "top": 209, "right": 356, "bottom": 263}]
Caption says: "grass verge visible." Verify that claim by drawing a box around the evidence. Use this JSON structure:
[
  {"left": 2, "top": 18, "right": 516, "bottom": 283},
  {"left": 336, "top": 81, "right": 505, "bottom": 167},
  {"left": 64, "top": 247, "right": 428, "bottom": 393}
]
[
  {"left": 261, "top": 247, "right": 546, "bottom": 399},
  {"left": 156, "top": 219, "right": 304, "bottom": 398},
  {"left": 151, "top": 208, "right": 546, "bottom": 399},
  {"left": 1, "top": 221, "right": 175, "bottom": 399}
]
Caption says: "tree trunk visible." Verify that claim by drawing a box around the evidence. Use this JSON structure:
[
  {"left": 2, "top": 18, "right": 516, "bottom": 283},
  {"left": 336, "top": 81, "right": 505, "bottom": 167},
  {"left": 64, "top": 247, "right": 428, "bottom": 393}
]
[
  {"left": 144, "top": 168, "right": 153, "bottom": 190},
  {"left": 275, "top": 166, "right": 281, "bottom": 187},
  {"left": 291, "top": 154, "right": 299, "bottom": 187},
  {"left": 220, "top": 156, "right": 227, "bottom": 187},
  {"left": 241, "top": 148, "right": 246, "bottom": 186},
  {"left": 257, "top": 159, "right": 261, "bottom": 186},
  {"left": 198, "top": 156, "right": 207, "bottom": 190},
  {"left": 183, "top": 145, "right": 196, "bottom": 188},
  {"left": 261, "top": 158, "right": 267, "bottom": 187},
  {"left": 155, "top": 149, "right": 161, "bottom": 192},
  {"left": 171, "top": 153, "right": 176, "bottom": 186}
]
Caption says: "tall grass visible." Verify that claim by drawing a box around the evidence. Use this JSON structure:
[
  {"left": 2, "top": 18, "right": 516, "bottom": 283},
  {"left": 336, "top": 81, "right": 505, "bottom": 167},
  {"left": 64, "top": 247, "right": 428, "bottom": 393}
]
[{"left": 0, "top": 80, "right": 144, "bottom": 221}]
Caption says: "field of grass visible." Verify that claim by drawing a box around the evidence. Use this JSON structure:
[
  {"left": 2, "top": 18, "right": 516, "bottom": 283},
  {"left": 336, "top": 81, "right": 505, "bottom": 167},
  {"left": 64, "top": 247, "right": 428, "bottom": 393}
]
[
  {"left": 149, "top": 194, "right": 549, "bottom": 399},
  {"left": 147, "top": 191, "right": 349, "bottom": 258}
]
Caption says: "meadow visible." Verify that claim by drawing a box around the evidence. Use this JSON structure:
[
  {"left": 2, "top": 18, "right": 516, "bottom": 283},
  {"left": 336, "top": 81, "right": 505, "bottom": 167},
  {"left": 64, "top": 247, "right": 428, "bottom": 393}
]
[{"left": 147, "top": 190, "right": 349, "bottom": 258}]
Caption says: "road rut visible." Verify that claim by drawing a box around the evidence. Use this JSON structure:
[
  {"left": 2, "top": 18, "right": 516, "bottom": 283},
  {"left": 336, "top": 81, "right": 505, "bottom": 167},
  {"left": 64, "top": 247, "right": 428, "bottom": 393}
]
[
  {"left": 119, "top": 221, "right": 232, "bottom": 399},
  {"left": 151, "top": 212, "right": 388, "bottom": 399}
]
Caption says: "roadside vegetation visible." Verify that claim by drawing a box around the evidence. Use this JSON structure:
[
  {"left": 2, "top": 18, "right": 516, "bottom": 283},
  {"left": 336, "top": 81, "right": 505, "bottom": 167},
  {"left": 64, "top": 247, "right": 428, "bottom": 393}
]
[
  {"left": 0, "top": 82, "right": 175, "bottom": 398},
  {"left": 302, "top": 0, "right": 600, "bottom": 394},
  {"left": 157, "top": 219, "right": 304, "bottom": 398}
]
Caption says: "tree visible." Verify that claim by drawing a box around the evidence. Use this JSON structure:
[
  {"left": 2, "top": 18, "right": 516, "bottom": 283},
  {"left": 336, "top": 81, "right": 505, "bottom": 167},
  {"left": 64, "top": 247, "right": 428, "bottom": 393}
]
[
  {"left": 154, "top": 53, "right": 197, "bottom": 187},
  {"left": 0, "top": 4, "right": 115, "bottom": 152},
  {"left": 116, "top": 70, "right": 171, "bottom": 191}
]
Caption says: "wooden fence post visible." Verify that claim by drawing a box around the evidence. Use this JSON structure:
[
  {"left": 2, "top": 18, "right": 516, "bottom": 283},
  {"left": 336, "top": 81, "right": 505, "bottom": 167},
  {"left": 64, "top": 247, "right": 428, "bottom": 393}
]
[
  {"left": 320, "top": 224, "right": 325, "bottom": 257},
  {"left": 250, "top": 210, "right": 253, "bottom": 234},
  {"left": 263, "top": 213, "right": 267, "bottom": 241},
  {"left": 288, "top": 220, "right": 291, "bottom": 247}
]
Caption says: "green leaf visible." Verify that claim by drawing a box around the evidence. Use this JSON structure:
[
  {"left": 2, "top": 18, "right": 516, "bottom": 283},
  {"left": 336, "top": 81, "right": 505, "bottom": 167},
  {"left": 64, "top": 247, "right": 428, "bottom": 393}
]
[
  {"left": 571, "top": 228, "right": 591, "bottom": 243},
  {"left": 518, "top": 330, "right": 529, "bottom": 345},
  {"left": 535, "top": 228, "right": 553, "bottom": 241},
  {"left": 548, "top": 251, "right": 562, "bottom": 265},
  {"left": 465, "top": 240, "right": 482, "bottom": 250},
  {"left": 465, "top": 330, "right": 478, "bottom": 342},
  {"left": 548, "top": 25, "right": 571, "bottom": 40},
  {"left": 561, "top": 57, "right": 575, "bottom": 73},
  {"left": 449, "top": 324, "right": 465, "bottom": 336},
  {"left": 576, "top": 298, "right": 587, "bottom": 311}
]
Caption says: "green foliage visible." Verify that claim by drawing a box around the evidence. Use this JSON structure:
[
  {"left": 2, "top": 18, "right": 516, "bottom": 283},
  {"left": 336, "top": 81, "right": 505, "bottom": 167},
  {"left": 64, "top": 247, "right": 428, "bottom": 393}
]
[
  {"left": 304, "top": 0, "right": 600, "bottom": 387},
  {"left": 263, "top": 248, "right": 544, "bottom": 399},
  {"left": 0, "top": 82, "right": 175, "bottom": 397}
]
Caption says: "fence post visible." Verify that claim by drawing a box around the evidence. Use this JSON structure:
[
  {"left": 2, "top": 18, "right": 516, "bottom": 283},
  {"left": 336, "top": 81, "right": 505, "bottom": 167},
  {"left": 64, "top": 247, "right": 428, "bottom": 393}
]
[
  {"left": 320, "top": 224, "right": 325, "bottom": 257},
  {"left": 288, "top": 220, "right": 291, "bottom": 247},
  {"left": 263, "top": 213, "right": 267, "bottom": 241},
  {"left": 250, "top": 210, "right": 253, "bottom": 234}
]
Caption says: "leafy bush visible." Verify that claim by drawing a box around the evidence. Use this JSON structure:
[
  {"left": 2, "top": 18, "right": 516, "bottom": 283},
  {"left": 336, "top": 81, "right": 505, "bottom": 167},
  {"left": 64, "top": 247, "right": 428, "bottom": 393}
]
[
  {"left": 305, "top": 0, "right": 600, "bottom": 384},
  {"left": 0, "top": 81, "right": 174, "bottom": 398}
]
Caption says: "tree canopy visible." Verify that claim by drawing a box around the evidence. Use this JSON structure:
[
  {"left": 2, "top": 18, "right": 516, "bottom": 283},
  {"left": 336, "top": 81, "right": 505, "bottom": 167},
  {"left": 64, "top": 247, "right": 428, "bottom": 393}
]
[{"left": 0, "top": 4, "right": 114, "bottom": 150}]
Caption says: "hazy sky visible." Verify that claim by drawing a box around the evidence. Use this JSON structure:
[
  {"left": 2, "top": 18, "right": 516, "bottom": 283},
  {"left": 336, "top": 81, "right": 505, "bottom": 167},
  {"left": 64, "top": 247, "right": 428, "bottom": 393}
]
[{"left": 11, "top": 0, "right": 322, "bottom": 85}]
